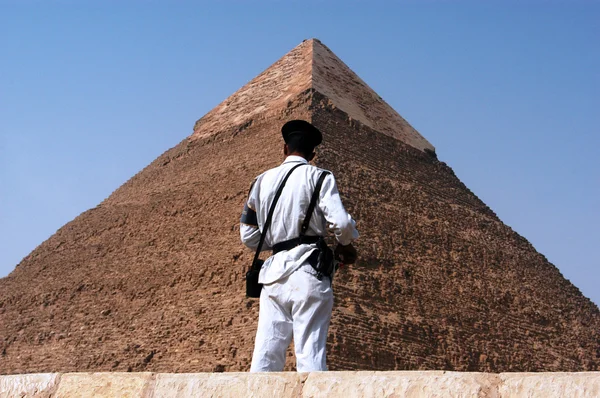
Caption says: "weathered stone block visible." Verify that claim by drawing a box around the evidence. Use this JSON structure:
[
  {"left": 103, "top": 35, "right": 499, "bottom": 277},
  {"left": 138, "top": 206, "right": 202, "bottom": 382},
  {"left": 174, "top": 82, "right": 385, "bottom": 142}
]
[
  {"left": 54, "top": 372, "right": 152, "bottom": 398},
  {"left": 499, "top": 372, "right": 600, "bottom": 398},
  {"left": 302, "top": 371, "right": 500, "bottom": 398},
  {"left": 0, "top": 373, "right": 59, "bottom": 398},
  {"left": 152, "top": 372, "right": 304, "bottom": 398}
]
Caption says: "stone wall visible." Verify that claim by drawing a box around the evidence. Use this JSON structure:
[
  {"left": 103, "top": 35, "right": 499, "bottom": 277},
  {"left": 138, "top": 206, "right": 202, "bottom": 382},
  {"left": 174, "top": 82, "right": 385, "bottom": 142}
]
[{"left": 1, "top": 371, "right": 598, "bottom": 397}]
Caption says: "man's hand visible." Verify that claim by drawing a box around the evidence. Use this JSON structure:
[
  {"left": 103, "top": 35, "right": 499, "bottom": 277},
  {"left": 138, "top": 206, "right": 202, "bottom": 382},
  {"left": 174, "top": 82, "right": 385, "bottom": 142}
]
[{"left": 334, "top": 243, "right": 357, "bottom": 265}]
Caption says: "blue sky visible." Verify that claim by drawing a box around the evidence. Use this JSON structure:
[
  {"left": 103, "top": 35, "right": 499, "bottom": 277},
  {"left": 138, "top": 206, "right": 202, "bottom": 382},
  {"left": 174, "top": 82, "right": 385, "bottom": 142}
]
[{"left": 1, "top": 1, "right": 598, "bottom": 306}]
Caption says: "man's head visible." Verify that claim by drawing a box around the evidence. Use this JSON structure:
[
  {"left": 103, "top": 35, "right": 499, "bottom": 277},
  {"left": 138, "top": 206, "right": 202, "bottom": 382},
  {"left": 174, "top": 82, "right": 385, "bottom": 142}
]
[{"left": 281, "top": 120, "right": 323, "bottom": 161}]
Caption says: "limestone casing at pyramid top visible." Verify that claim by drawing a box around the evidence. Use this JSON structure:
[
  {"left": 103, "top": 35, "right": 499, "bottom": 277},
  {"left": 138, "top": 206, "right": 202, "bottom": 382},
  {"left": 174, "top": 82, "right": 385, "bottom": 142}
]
[
  {"left": 192, "top": 39, "right": 435, "bottom": 153},
  {"left": 311, "top": 40, "right": 434, "bottom": 152}
]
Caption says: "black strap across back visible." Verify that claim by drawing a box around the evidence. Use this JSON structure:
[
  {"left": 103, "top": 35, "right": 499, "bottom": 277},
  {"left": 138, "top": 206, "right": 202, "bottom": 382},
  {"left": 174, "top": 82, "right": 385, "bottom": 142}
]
[
  {"left": 251, "top": 164, "right": 330, "bottom": 268},
  {"left": 272, "top": 170, "right": 330, "bottom": 254}
]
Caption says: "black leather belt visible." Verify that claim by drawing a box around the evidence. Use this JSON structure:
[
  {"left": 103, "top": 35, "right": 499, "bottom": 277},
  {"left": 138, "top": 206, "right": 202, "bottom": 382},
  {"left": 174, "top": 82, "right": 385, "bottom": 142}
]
[{"left": 272, "top": 236, "right": 321, "bottom": 254}]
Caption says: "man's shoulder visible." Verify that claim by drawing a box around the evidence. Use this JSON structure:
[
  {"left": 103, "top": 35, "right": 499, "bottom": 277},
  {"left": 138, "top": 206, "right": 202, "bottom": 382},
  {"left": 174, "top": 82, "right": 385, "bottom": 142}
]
[
  {"left": 255, "top": 164, "right": 284, "bottom": 181},
  {"left": 310, "top": 165, "right": 334, "bottom": 178},
  {"left": 250, "top": 164, "right": 285, "bottom": 189},
  {"left": 316, "top": 165, "right": 332, "bottom": 174}
]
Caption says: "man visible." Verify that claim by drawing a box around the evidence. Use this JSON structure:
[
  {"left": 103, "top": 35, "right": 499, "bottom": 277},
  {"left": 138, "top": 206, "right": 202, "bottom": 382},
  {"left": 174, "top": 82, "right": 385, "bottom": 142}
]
[{"left": 240, "top": 119, "right": 359, "bottom": 372}]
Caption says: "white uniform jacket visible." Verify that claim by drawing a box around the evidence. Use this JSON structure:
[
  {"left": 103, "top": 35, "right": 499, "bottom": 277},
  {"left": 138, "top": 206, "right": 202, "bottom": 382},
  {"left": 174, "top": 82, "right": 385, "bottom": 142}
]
[{"left": 240, "top": 155, "right": 359, "bottom": 285}]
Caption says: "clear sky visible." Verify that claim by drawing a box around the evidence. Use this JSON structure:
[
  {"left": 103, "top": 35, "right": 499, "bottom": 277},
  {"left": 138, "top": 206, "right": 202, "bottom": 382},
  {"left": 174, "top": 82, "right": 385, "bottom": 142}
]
[{"left": 1, "top": 1, "right": 598, "bottom": 306}]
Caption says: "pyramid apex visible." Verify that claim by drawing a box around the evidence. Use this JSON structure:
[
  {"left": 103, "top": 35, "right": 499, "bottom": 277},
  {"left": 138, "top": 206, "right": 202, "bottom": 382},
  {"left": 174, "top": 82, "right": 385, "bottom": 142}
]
[{"left": 192, "top": 39, "right": 434, "bottom": 153}]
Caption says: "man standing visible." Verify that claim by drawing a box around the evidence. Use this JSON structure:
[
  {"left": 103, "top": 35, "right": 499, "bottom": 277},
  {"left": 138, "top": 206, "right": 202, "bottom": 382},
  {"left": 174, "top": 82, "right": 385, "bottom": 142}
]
[{"left": 240, "top": 120, "right": 359, "bottom": 372}]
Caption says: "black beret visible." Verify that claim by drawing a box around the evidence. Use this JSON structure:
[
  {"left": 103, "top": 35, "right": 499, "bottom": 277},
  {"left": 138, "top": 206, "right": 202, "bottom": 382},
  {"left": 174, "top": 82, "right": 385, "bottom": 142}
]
[{"left": 281, "top": 120, "right": 323, "bottom": 147}]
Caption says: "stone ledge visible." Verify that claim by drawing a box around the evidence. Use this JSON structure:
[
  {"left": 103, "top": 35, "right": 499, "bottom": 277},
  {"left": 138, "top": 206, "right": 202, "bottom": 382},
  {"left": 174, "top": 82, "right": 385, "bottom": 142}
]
[
  {"left": 0, "top": 373, "right": 59, "bottom": 398},
  {"left": 0, "top": 371, "right": 598, "bottom": 397}
]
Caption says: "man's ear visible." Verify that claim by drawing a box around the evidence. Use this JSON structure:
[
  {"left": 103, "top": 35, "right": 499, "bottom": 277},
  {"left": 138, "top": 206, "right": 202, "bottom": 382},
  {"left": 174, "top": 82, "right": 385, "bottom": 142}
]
[
  {"left": 308, "top": 151, "right": 316, "bottom": 162},
  {"left": 284, "top": 144, "right": 289, "bottom": 156}
]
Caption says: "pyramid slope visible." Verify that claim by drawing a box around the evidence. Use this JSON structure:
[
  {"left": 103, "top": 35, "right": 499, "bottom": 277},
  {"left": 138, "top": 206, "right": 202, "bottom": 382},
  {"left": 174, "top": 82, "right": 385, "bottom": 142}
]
[
  {"left": 310, "top": 94, "right": 600, "bottom": 371},
  {"left": 1, "top": 40, "right": 598, "bottom": 374},
  {"left": 0, "top": 94, "right": 313, "bottom": 374}
]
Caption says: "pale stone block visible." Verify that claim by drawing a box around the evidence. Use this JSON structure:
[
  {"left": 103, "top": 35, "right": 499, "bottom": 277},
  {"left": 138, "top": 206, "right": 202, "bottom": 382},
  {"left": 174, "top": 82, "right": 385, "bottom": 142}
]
[
  {"left": 499, "top": 372, "right": 600, "bottom": 398},
  {"left": 302, "top": 371, "right": 500, "bottom": 398},
  {"left": 152, "top": 372, "right": 304, "bottom": 398},
  {"left": 0, "top": 373, "right": 59, "bottom": 398},
  {"left": 54, "top": 372, "right": 152, "bottom": 398}
]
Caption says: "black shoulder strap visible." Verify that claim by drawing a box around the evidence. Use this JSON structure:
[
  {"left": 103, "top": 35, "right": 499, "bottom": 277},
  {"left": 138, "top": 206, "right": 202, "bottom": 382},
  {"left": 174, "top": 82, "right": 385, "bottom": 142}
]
[
  {"left": 252, "top": 163, "right": 305, "bottom": 268},
  {"left": 299, "top": 171, "right": 330, "bottom": 238}
]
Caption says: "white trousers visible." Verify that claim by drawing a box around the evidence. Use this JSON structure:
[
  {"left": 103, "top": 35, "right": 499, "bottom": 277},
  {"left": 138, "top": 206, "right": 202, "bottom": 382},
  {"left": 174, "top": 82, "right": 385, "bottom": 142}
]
[{"left": 250, "top": 265, "right": 334, "bottom": 372}]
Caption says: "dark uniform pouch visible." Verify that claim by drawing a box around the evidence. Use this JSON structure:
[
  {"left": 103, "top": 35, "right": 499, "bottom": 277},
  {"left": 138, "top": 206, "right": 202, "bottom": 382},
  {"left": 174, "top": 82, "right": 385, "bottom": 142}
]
[
  {"left": 308, "top": 237, "right": 335, "bottom": 280},
  {"left": 246, "top": 259, "right": 264, "bottom": 298}
]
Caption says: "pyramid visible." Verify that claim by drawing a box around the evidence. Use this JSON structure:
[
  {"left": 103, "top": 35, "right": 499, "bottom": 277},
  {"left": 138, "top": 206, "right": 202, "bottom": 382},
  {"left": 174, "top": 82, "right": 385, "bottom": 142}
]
[{"left": 1, "top": 39, "right": 598, "bottom": 374}]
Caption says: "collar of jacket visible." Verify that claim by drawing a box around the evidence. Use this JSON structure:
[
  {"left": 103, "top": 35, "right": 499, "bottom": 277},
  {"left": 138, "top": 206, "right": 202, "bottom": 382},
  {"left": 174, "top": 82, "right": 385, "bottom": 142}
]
[{"left": 283, "top": 155, "right": 308, "bottom": 165}]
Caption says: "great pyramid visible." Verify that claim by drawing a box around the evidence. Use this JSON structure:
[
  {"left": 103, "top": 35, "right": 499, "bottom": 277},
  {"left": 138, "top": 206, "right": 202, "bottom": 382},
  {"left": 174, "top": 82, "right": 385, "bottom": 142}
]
[{"left": 1, "top": 39, "right": 598, "bottom": 374}]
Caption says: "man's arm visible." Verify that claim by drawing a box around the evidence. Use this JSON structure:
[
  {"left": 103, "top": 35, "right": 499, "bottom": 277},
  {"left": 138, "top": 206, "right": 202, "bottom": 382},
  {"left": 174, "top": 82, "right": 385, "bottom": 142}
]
[
  {"left": 240, "top": 180, "right": 261, "bottom": 249},
  {"left": 240, "top": 205, "right": 261, "bottom": 250},
  {"left": 318, "top": 173, "right": 359, "bottom": 246}
]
